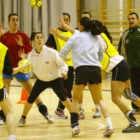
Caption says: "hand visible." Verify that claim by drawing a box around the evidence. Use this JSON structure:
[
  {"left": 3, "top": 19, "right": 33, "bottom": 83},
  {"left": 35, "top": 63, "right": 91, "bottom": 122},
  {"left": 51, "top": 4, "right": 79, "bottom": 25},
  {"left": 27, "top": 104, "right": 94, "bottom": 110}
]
[
  {"left": 15, "top": 35, "right": 23, "bottom": 46},
  {"left": 59, "top": 14, "right": 66, "bottom": 28},
  {"left": 64, "top": 54, "right": 71, "bottom": 61},
  {"left": 62, "top": 73, "right": 68, "bottom": 80},
  {"left": 0, "top": 23, "right": 7, "bottom": 36},
  {"left": 18, "top": 49, "right": 28, "bottom": 59},
  {"left": 49, "top": 28, "right": 57, "bottom": 36},
  {"left": 20, "top": 63, "right": 31, "bottom": 69}
]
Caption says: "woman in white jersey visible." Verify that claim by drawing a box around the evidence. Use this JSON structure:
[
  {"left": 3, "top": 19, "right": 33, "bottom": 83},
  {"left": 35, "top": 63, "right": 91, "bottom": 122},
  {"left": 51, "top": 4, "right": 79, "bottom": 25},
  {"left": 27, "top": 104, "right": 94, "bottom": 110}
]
[
  {"left": 18, "top": 32, "right": 71, "bottom": 126},
  {"left": 59, "top": 17, "right": 114, "bottom": 137}
]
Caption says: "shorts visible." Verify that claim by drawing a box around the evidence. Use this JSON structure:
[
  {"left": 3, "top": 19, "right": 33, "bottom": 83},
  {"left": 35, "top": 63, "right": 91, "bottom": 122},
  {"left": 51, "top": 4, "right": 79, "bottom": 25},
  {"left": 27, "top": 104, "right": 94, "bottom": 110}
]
[
  {"left": 111, "top": 60, "right": 129, "bottom": 82},
  {"left": 74, "top": 66, "right": 102, "bottom": 85},
  {"left": 0, "top": 88, "right": 8, "bottom": 101},
  {"left": 3, "top": 72, "right": 30, "bottom": 82}
]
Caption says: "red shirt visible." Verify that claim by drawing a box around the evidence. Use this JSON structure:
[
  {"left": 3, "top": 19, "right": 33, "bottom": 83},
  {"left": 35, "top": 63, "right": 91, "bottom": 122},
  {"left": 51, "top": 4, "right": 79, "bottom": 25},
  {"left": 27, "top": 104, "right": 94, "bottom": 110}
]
[{"left": 0, "top": 31, "right": 32, "bottom": 67}]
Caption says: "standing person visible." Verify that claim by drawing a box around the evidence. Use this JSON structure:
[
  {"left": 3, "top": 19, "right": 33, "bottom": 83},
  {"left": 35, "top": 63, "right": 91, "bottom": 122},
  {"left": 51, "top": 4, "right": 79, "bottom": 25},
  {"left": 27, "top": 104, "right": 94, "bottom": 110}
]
[
  {"left": 0, "top": 42, "right": 30, "bottom": 140},
  {"left": 49, "top": 11, "right": 102, "bottom": 119},
  {"left": 0, "top": 13, "right": 53, "bottom": 125},
  {"left": 46, "top": 12, "right": 73, "bottom": 119},
  {"left": 118, "top": 12, "right": 140, "bottom": 114},
  {"left": 93, "top": 19, "right": 140, "bottom": 133},
  {"left": 60, "top": 17, "right": 114, "bottom": 137},
  {"left": 18, "top": 32, "right": 71, "bottom": 126}
]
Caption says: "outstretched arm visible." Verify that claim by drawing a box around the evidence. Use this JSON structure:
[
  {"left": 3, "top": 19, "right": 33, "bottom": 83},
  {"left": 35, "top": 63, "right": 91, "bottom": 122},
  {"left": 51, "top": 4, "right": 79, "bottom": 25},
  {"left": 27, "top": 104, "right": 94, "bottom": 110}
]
[
  {"left": 49, "top": 27, "right": 69, "bottom": 42},
  {"left": 59, "top": 14, "right": 75, "bottom": 34}
]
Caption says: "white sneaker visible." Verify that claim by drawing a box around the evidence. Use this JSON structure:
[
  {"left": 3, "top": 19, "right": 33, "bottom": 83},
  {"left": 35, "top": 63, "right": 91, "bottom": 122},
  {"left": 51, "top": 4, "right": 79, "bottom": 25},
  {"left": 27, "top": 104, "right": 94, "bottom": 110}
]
[
  {"left": 72, "top": 126, "right": 80, "bottom": 137},
  {"left": 0, "top": 119, "right": 5, "bottom": 125},
  {"left": 9, "top": 135, "right": 16, "bottom": 140},
  {"left": 54, "top": 110, "right": 68, "bottom": 119},
  {"left": 45, "top": 115, "right": 54, "bottom": 123},
  {"left": 9, "top": 138, "right": 17, "bottom": 140},
  {"left": 93, "top": 109, "right": 102, "bottom": 118},
  {"left": 18, "top": 117, "right": 26, "bottom": 127},
  {"left": 103, "top": 126, "right": 114, "bottom": 137},
  {"left": 78, "top": 109, "right": 85, "bottom": 120}
]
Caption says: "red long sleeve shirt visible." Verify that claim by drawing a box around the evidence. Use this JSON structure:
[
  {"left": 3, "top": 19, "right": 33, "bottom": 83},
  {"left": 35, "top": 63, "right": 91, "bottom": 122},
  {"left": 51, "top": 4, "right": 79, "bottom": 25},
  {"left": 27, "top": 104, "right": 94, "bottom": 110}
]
[{"left": 0, "top": 31, "right": 32, "bottom": 67}]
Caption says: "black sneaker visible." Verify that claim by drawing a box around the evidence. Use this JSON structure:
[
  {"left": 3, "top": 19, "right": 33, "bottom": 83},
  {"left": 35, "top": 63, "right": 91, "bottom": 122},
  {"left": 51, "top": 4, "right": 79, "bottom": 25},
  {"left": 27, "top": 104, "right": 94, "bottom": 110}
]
[{"left": 122, "top": 124, "right": 140, "bottom": 133}]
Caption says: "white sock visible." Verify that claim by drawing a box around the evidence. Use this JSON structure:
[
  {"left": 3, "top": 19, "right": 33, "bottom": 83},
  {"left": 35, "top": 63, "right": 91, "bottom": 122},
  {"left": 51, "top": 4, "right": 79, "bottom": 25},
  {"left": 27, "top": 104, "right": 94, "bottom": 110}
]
[
  {"left": 79, "top": 103, "right": 83, "bottom": 110},
  {"left": 105, "top": 117, "right": 113, "bottom": 128},
  {"left": 9, "top": 135, "right": 16, "bottom": 140},
  {"left": 95, "top": 104, "right": 100, "bottom": 110}
]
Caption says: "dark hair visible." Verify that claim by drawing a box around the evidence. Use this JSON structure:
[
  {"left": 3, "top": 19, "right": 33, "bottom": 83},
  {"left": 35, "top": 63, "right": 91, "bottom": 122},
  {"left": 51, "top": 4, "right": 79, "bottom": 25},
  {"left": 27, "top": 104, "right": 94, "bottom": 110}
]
[
  {"left": 90, "top": 20, "right": 103, "bottom": 35},
  {"left": 30, "top": 32, "right": 36, "bottom": 41},
  {"left": 82, "top": 10, "right": 91, "bottom": 18},
  {"left": 8, "top": 13, "right": 18, "bottom": 21},
  {"left": 90, "top": 20, "right": 113, "bottom": 42},
  {"left": 30, "top": 32, "right": 43, "bottom": 41},
  {"left": 129, "top": 12, "right": 139, "bottom": 19},
  {"left": 62, "top": 12, "right": 71, "bottom": 21},
  {"left": 102, "top": 25, "right": 113, "bottom": 43},
  {"left": 80, "top": 17, "right": 91, "bottom": 31}
]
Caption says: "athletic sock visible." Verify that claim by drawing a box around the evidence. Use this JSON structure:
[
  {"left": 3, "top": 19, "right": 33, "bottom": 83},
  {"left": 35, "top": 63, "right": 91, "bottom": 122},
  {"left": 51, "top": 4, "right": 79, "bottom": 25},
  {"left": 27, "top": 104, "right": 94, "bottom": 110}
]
[
  {"left": 105, "top": 117, "right": 113, "bottom": 128},
  {"left": 21, "top": 115, "right": 26, "bottom": 119},
  {"left": 56, "top": 100, "right": 65, "bottom": 111}
]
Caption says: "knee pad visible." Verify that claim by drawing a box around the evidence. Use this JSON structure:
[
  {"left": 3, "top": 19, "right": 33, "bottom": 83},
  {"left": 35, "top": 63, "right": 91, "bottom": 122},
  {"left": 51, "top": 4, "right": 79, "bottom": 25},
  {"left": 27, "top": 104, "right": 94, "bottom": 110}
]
[
  {"left": 123, "top": 88, "right": 138, "bottom": 102},
  {"left": 38, "top": 104, "right": 48, "bottom": 114}
]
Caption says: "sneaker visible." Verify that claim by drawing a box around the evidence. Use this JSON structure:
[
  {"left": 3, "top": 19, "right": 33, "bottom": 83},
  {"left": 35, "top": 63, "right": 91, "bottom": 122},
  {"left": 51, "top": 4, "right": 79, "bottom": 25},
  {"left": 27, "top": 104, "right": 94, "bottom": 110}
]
[
  {"left": 93, "top": 109, "right": 102, "bottom": 118},
  {"left": 0, "top": 119, "right": 6, "bottom": 125},
  {"left": 18, "top": 117, "right": 26, "bottom": 127},
  {"left": 78, "top": 109, "right": 85, "bottom": 120},
  {"left": 122, "top": 124, "right": 140, "bottom": 133},
  {"left": 131, "top": 109, "right": 140, "bottom": 115},
  {"left": 9, "top": 135, "right": 17, "bottom": 140},
  {"left": 103, "top": 126, "right": 114, "bottom": 137},
  {"left": 44, "top": 114, "right": 54, "bottom": 123},
  {"left": 72, "top": 126, "right": 80, "bottom": 137},
  {"left": 54, "top": 110, "right": 68, "bottom": 119}
]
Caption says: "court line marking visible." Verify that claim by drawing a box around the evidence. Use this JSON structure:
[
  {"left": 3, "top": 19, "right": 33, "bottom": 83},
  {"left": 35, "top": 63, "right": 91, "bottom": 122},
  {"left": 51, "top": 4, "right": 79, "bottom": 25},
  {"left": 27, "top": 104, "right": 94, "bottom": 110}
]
[{"left": 0, "top": 120, "right": 105, "bottom": 139}]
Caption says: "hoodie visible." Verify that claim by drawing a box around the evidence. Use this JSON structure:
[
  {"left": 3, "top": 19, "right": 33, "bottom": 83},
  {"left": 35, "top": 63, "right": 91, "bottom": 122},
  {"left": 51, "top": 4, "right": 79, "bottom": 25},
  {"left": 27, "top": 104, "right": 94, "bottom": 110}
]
[{"left": 28, "top": 45, "right": 68, "bottom": 81}]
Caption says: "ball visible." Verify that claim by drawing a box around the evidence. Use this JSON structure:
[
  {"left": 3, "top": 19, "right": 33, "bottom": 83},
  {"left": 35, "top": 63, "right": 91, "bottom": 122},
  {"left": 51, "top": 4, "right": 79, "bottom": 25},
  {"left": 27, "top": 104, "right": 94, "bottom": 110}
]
[
  {"left": 18, "top": 59, "right": 31, "bottom": 73},
  {"left": 30, "top": 0, "right": 42, "bottom": 8}
]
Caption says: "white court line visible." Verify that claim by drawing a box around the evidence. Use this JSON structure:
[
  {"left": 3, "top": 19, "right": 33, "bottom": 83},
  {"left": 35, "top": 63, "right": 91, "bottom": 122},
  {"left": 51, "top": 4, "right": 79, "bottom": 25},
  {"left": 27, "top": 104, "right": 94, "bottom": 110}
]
[{"left": 0, "top": 120, "right": 105, "bottom": 139}]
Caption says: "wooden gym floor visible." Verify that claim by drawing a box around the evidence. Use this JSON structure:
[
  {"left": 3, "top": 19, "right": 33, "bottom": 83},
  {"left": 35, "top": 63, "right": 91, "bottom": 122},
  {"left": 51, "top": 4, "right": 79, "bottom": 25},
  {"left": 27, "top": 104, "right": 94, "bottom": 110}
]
[{"left": 0, "top": 75, "right": 140, "bottom": 140}]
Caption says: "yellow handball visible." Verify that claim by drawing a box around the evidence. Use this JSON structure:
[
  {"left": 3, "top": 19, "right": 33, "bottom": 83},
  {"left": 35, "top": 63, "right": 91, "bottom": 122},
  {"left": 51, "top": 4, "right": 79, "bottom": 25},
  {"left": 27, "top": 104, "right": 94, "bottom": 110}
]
[
  {"left": 30, "top": 0, "right": 42, "bottom": 8},
  {"left": 18, "top": 59, "right": 31, "bottom": 73}
]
